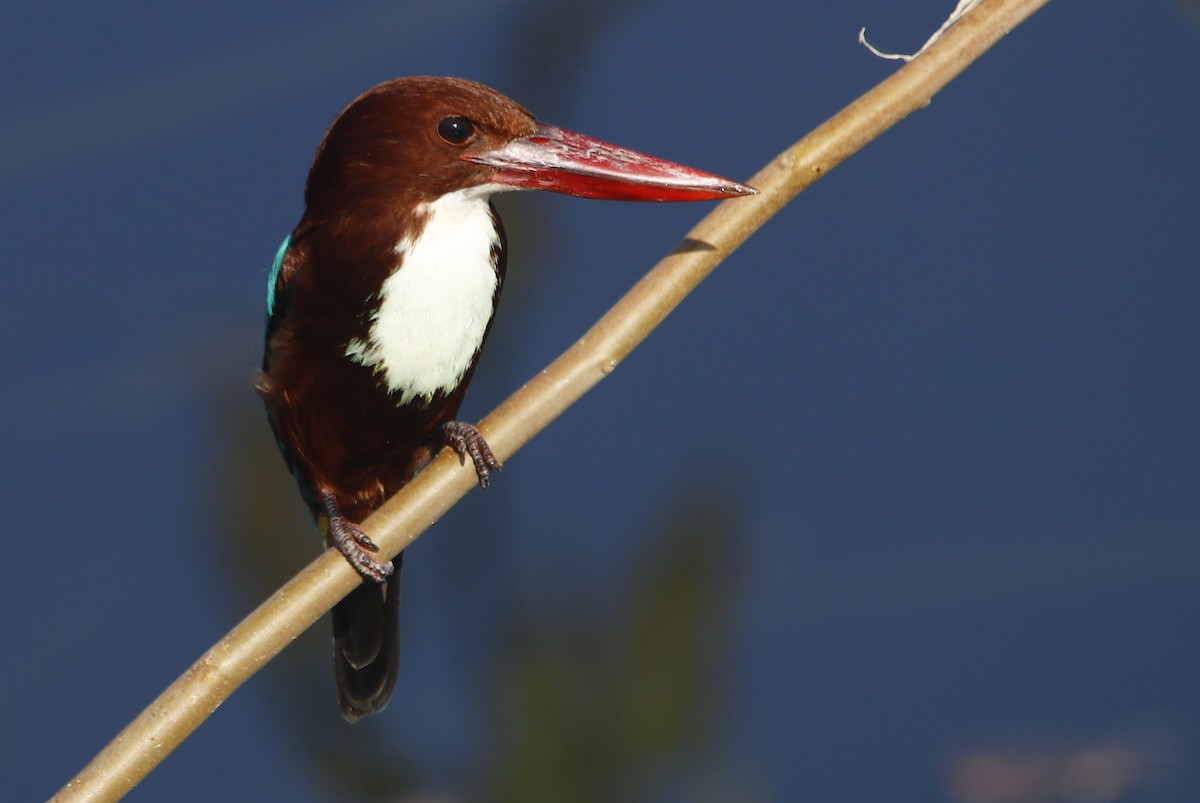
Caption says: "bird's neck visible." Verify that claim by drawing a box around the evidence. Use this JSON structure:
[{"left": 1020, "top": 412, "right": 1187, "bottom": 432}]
[{"left": 344, "top": 186, "right": 505, "bottom": 405}]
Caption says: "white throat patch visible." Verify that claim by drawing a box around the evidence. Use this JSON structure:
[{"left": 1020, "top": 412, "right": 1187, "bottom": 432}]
[{"left": 345, "top": 186, "right": 502, "bottom": 405}]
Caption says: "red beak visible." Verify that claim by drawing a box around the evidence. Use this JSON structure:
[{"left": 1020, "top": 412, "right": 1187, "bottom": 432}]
[{"left": 466, "top": 122, "right": 757, "bottom": 202}]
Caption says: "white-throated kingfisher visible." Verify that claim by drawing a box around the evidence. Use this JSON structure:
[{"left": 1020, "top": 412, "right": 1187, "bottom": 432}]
[{"left": 259, "top": 76, "right": 755, "bottom": 721}]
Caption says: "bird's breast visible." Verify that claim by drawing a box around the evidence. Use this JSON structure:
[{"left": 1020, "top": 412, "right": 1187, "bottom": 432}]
[{"left": 345, "top": 187, "right": 502, "bottom": 405}]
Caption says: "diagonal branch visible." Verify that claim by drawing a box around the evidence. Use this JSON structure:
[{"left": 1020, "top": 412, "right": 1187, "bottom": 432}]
[{"left": 52, "top": 0, "right": 1052, "bottom": 799}]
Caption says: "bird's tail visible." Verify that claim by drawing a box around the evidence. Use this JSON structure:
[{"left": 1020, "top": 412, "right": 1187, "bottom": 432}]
[{"left": 331, "top": 555, "right": 401, "bottom": 721}]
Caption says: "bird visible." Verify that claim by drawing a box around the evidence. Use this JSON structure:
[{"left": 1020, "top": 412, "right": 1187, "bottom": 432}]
[{"left": 258, "top": 76, "right": 755, "bottom": 721}]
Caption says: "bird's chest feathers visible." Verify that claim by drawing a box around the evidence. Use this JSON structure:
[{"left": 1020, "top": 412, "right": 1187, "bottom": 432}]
[{"left": 344, "top": 189, "right": 500, "bottom": 405}]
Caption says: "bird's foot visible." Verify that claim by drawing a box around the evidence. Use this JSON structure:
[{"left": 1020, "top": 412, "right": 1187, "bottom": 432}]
[
  {"left": 321, "top": 490, "right": 393, "bottom": 583},
  {"left": 328, "top": 518, "right": 393, "bottom": 583},
  {"left": 440, "top": 421, "right": 502, "bottom": 488}
]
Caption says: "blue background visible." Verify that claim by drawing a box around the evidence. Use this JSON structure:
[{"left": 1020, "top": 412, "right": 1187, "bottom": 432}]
[{"left": 3, "top": 1, "right": 1198, "bottom": 801}]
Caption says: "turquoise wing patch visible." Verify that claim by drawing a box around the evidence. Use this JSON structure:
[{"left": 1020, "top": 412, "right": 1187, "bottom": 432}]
[{"left": 266, "top": 234, "right": 291, "bottom": 318}]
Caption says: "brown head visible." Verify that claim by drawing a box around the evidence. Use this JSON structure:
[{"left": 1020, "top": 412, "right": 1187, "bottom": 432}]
[{"left": 302, "top": 75, "right": 756, "bottom": 220}]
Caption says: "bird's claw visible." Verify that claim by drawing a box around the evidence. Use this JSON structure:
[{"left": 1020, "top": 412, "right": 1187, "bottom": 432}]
[
  {"left": 440, "top": 420, "right": 502, "bottom": 488},
  {"left": 321, "top": 490, "right": 393, "bottom": 583},
  {"left": 329, "top": 518, "right": 393, "bottom": 583}
]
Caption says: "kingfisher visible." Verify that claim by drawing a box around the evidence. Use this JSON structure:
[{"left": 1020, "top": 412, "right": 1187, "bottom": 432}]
[{"left": 259, "top": 76, "right": 755, "bottom": 721}]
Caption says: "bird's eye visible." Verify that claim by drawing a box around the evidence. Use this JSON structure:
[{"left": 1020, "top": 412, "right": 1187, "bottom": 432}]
[{"left": 437, "top": 116, "right": 476, "bottom": 146}]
